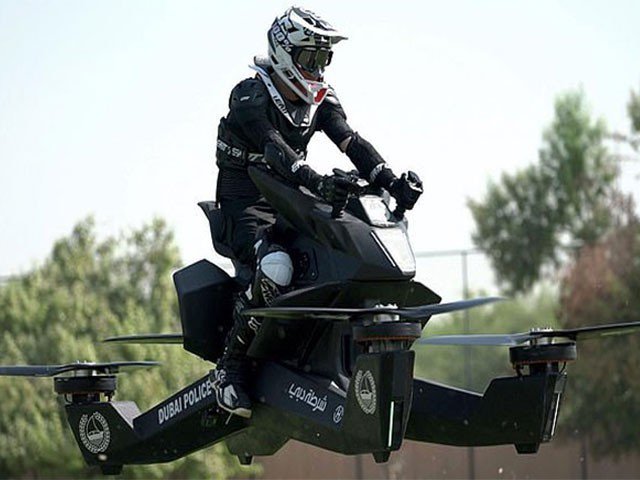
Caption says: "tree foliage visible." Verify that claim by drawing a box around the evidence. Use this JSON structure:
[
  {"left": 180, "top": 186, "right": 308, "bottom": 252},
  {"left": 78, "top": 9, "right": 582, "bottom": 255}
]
[
  {"left": 468, "top": 83, "right": 640, "bottom": 458},
  {"left": 469, "top": 90, "right": 617, "bottom": 294},
  {"left": 557, "top": 196, "right": 640, "bottom": 457},
  {"left": 0, "top": 218, "right": 250, "bottom": 479},
  {"left": 628, "top": 84, "right": 640, "bottom": 135}
]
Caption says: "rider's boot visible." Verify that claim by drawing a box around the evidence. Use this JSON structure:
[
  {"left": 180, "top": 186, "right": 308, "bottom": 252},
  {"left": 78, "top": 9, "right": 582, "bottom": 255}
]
[{"left": 212, "top": 293, "right": 261, "bottom": 418}]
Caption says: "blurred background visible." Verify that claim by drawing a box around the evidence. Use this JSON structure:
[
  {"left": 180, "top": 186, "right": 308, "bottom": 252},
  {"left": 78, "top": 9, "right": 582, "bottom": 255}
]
[{"left": 1, "top": 0, "right": 639, "bottom": 478}]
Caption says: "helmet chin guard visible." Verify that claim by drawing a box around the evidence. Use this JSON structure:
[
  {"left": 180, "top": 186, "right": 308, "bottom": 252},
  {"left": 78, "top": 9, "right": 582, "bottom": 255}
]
[{"left": 267, "top": 7, "right": 347, "bottom": 105}]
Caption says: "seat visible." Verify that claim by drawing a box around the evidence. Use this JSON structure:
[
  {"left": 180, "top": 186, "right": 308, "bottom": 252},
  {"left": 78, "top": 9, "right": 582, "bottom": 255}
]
[{"left": 198, "top": 201, "right": 252, "bottom": 286}]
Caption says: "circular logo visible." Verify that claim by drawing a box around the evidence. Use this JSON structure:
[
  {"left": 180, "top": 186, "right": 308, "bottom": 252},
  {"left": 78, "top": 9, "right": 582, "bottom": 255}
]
[
  {"left": 79, "top": 412, "right": 111, "bottom": 453},
  {"left": 333, "top": 405, "right": 344, "bottom": 424},
  {"left": 354, "top": 370, "right": 377, "bottom": 415}
]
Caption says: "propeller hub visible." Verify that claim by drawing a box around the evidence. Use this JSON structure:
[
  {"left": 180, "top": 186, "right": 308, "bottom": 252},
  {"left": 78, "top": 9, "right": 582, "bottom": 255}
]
[
  {"left": 353, "top": 322, "right": 422, "bottom": 352},
  {"left": 54, "top": 375, "right": 118, "bottom": 404},
  {"left": 369, "top": 303, "right": 400, "bottom": 323},
  {"left": 510, "top": 342, "right": 577, "bottom": 375}
]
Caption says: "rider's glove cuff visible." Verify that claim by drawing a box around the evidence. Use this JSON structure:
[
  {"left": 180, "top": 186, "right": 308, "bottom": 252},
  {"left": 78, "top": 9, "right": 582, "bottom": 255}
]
[{"left": 373, "top": 166, "right": 397, "bottom": 190}]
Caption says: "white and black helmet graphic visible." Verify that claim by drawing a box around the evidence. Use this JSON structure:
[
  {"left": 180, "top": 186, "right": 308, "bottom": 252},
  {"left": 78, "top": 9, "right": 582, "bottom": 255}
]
[{"left": 268, "top": 7, "right": 347, "bottom": 105}]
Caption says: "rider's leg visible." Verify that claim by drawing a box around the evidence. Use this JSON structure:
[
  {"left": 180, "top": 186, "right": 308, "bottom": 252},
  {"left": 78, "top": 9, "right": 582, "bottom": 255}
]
[
  {"left": 213, "top": 199, "right": 293, "bottom": 417},
  {"left": 213, "top": 238, "right": 293, "bottom": 417}
]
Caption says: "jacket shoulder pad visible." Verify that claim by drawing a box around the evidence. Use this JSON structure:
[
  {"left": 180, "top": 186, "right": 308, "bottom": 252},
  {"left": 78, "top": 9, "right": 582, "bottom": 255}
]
[{"left": 230, "top": 78, "right": 269, "bottom": 110}]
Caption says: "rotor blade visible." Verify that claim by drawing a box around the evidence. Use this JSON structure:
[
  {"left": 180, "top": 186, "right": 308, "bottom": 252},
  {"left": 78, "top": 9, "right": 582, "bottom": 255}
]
[
  {"left": 103, "top": 333, "right": 183, "bottom": 344},
  {"left": 0, "top": 365, "right": 73, "bottom": 377},
  {"left": 416, "top": 332, "right": 535, "bottom": 347},
  {"left": 400, "top": 297, "right": 505, "bottom": 319},
  {"left": 244, "top": 296, "right": 504, "bottom": 321},
  {"left": 540, "top": 321, "right": 640, "bottom": 341},
  {"left": 416, "top": 321, "right": 640, "bottom": 347},
  {"left": 105, "top": 361, "right": 161, "bottom": 372},
  {"left": 0, "top": 361, "right": 160, "bottom": 377},
  {"left": 243, "top": 306, "right": 359, "bottom": 320}
]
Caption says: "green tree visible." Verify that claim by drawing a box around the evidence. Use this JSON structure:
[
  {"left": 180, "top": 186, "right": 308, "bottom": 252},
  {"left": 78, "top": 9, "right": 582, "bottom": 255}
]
[
  {"left": 468, "top": 84, "right": 640, "bottom": 458},
  {"left": 628, "top": 84, "right": 640, "bottom": 135},
  {"left": 0, "top": 218, "right": 251, "bottom": 479},
  {"left": 609, "top": 85, "right": 640, "bottom": 162},
  {"left": 557, "top": 196, "right": 640, "bottom": 457},
  {"left": 469, "top": 90, "right": 617, "bottom": 294}
]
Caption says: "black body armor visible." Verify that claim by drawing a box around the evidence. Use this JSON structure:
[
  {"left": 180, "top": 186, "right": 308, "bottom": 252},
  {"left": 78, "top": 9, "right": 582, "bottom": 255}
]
[{"left": 215, "top": 62, "right": 395, "bottom": 201}]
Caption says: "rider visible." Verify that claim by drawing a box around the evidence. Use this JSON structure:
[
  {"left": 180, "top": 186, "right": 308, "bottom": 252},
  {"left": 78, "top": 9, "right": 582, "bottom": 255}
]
[{"left": 212, "top": 6, "right": 423, "bottom": 418}]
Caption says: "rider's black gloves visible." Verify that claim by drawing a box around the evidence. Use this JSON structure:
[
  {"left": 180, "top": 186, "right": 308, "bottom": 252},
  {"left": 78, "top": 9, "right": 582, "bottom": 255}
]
[
  {"left": 316, "top": 174, "right": 354, "bottom": 207},
  {"left": 389, "top": 171, "right": 423, "bottom": 211}
]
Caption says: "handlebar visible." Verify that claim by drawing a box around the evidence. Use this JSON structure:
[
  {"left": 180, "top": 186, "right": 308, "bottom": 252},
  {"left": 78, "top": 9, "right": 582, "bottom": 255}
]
[
  {"left": 393, "top": 205, "right": 406, "bottom": 220},
  {"left": 329, "top": 168, "right": 413, "bottom": 221},
  {"left": 331, "top": 202, "right": 346, "bottom": 219},
  {"left": 329, "top": 168, "right": 365, "bottom": 218}
]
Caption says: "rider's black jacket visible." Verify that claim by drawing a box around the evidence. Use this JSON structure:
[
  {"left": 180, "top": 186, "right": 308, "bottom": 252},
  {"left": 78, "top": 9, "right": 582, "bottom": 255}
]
[{"left": 215, "top": 63, "right": 395, "bottom": 201}]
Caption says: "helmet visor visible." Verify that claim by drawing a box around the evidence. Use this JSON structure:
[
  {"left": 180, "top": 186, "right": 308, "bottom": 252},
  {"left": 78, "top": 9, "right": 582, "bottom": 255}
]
[{"left": 293, "top": 48, "right": 333, "bottom": 74}]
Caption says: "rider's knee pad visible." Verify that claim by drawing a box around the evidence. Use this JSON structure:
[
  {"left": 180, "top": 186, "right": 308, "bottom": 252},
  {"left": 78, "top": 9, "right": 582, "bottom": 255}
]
[
  {"left": 259, "top": 250, "right": 293, "bottom": 287},
  {"left": 251, "top": 243, "right": 293, "bottom": 306}
]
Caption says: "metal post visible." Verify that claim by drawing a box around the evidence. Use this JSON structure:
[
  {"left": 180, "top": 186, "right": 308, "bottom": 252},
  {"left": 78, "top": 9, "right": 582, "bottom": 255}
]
[
  {"left": 461, "top": 251, "right": 475, "bottom": 480},
  {"left": 354, "top": 454, "right": 364, "bottom": 480},
  {"left": 415, "top": 249, "right": 480, "bottom": 479},
  {"left": 580, "top": 435, "right": 588, "bottom": 480}
]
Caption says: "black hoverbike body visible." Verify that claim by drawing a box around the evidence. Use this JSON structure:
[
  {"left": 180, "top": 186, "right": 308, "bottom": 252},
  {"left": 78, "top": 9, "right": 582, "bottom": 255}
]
[{"left": 130, "top": 166, "right": 565, "bottom": 467}]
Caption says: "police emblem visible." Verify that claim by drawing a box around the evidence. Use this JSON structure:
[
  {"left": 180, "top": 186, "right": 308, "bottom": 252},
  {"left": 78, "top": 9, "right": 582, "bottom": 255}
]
[
  {"left": 354, "top": 370, "right": 377, "bottom": 415},
  {"left": 78, "top": 412, "right": 111, "bottom": 453}
]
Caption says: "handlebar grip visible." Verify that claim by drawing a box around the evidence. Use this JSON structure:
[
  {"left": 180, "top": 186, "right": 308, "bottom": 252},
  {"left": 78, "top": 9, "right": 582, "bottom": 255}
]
[
  {"left": 393, "top": 205, "right": 406, "bottom": 220},
  {"left": 331, "top": 204, "right": 342, "bottom": 218},
  {"left": 331, "top": 202, "right": 345, "bottom": 218}
]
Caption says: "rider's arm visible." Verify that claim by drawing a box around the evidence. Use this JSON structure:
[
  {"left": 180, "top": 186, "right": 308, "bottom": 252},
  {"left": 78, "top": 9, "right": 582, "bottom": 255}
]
[
  {"left": 229, "top": 78, "right": 323, "bottom": 192},
  {"left": 317, "top": 93, "right": 397, "bottom": 190}
]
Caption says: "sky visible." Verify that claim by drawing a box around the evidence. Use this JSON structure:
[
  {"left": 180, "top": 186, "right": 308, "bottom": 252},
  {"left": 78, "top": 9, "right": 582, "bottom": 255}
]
[{"left": 1, "top": 0, "right": 639, "bottom": 300}]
